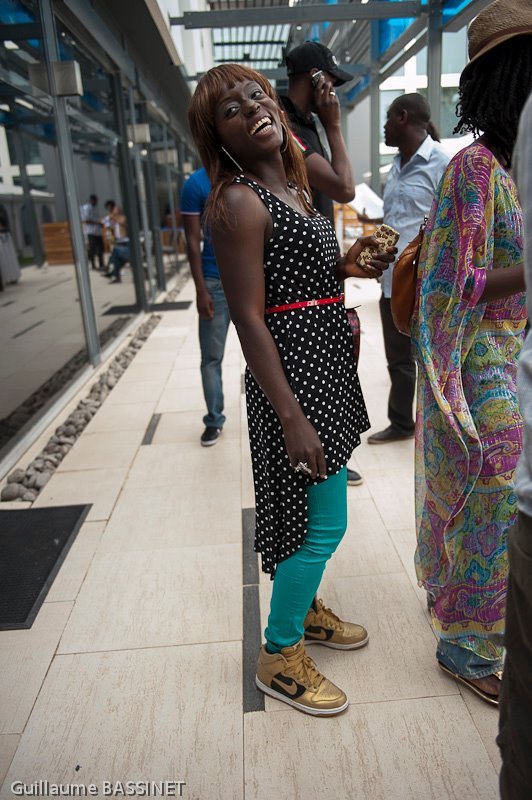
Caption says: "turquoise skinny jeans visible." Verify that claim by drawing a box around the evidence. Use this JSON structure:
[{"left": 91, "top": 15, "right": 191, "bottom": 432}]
[{"left": 264, "top": 466, "right": 347, "bottom": 652}]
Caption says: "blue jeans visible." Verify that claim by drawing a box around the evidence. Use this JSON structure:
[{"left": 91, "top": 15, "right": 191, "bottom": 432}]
[
  {"left": 199, "top": 278, "right": 230, "bottom": 429},
  {"left": 109, "top": 243, "right": 130, "bottom": 278},
  {"left": 437, "top": 638, "right": 503, "bottom": 679},
  {"left": 265, "top": 467, "right": 348, "bottom": 652}
]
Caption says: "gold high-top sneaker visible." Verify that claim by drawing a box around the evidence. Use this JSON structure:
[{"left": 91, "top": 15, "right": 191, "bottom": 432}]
[
  {"left": 304, "top": 598, "right": 369, "bottom": 650},
  {"left": 255, "top": 639, "right": 348, "bottom": 716}
]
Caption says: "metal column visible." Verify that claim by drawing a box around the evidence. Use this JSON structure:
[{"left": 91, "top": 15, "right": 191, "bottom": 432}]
[
  {"left": 110, "top": 71, "right": 148, "bottom": 312},
  {"left": 38, "top": 0, "right": 101, "bottom": 365},
  {"left": 369, "top": 23, "right": 381, "bottom": 195},
  {"left": 139, "top": 104, "right": 165, "bottom": 291},
  {"left": 127, "top": 87, "right": 157, "bottom": 302},
  {"left": 427, "top": 0, "right": 443, "bottom": 132},
  {"left": 369, "top": 72, "right": 381, "bottom": 195},
  {"left": 177, "top": 139, "right": 187, "bottom": 200},
  {"left": 163, "top": 125, "right": 178, "bottom": 253}
]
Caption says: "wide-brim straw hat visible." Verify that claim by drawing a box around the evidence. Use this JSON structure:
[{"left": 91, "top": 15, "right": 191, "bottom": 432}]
[{"left": 465, "top": 0, "right": 532, "bottom": 69}]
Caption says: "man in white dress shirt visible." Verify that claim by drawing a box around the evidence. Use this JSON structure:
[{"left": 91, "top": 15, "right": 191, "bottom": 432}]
[{"left": 368, "top": 94, "right": 450, "bottom": 444}]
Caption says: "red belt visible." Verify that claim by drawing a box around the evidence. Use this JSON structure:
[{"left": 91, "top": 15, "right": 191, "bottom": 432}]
[{"left": 265, "top": 295, "right": 344, "bottom": 314}]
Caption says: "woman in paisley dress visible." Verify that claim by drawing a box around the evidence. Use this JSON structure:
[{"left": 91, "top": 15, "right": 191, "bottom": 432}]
[
  {"left": 188, "top": 64, "right": 395, "bottom": 716},
  {"left": 411, "top": 6, "right": 532, "bottom": 705}
]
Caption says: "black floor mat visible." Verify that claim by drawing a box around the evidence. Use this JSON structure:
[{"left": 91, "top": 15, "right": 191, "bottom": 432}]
[
  {"left": 103, "top": 301, "right": 192, "bottom": 315},
  {"left": 0, "top": 505, "right": 90, "bottom": 630}
]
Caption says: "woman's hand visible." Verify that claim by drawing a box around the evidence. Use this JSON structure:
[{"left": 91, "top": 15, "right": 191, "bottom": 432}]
[
  {"left": 282, "top": 413, "right": 327, "bottom": 481},
  {"left": 335, "top": 236, "right": 396, "bottom": 281}
]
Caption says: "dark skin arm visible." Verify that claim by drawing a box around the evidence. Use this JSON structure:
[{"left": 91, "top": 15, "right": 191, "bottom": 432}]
[
  {"left": 335, "top": 236, "right": 396, "bottom": 281},
  {"left": 474, "top": 135, "right": 526, "bottom": 304},
  {"left": 183, "top": 214, "right": 213, "bottom": 319},
  {"left": 212, "top": 185, "right": 394, "bottom": 479},
  {"left": 478, "top": 265, "right": 525, "bottom": 303}
]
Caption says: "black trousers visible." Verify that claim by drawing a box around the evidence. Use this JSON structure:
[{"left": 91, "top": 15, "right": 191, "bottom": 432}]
[
  {"left": 87, "top": 234, "right": 104, "bottom": 270},
  {"left": 498, "top": 511, "right": 532, "bottom": 799},
  {"left": 379, "top": 295, "right": 416, "bottom": 433}
]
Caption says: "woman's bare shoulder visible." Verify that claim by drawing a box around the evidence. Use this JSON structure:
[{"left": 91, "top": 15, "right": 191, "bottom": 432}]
[{"left": 213, "top": 181, "right": 269, "bottom": 234}]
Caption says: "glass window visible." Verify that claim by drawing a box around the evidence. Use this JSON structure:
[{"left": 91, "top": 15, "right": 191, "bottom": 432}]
[
  {"left": 416, "top": 47, "right": 427, "bottom": 75},
  {"left": 442, "top": 28, "right": 467, "bottom": 74},
  {"left": 440, "top": 86, "right": 461, "bottom": 139},
  {"left": 0, "top": 3, "right": 90, "bottom": 461},
  {"left": 56, "top": 18, "right": 141, "bottom": 343},
  {"left": 149, "top": 118, "right": 187, "bottom": 281},
  {"left": 5, "top": 129, "right": 42, "bottom": 166},
  {"left": 380, "top": 90, "right": 403, "bottom": 142}
]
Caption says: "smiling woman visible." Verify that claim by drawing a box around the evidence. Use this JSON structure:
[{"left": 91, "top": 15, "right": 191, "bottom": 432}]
[
  {"left": 187, "top": 65, "right": 396, "bottom": 717},
  {"left": 188, "top": 65, "right": 314, "bottom": 229}
]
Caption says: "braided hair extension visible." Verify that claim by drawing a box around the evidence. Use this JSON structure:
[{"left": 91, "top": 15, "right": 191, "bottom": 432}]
[{"left": 454, "top": 35, "right": 532, "bottom": 167}]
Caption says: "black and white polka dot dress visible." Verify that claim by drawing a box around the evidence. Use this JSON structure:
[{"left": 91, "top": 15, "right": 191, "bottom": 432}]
[{"left": 234, "top": 176, "right": 370, "bottom": 577}]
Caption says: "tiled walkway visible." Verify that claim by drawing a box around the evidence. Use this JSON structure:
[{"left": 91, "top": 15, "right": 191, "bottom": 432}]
[{"left": 0, "top": 278, "right": 501, "bottom": 799}]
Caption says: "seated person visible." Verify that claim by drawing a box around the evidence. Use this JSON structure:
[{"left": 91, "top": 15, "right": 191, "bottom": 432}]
[{"left": 104, "top": 203, "right": 129, "bottom": 284}]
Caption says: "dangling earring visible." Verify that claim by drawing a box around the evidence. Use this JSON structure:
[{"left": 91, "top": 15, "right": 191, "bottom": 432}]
[
  {"left": 221, "top": 146, "right": 244, "bottom": 173},
  {"left": 280, "top": 121, "right": 289, "bottom": 153}
]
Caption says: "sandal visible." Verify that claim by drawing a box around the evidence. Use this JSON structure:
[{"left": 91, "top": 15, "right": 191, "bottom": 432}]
[{"left": 438, "top": 662, "right": 502, "bottom": 706}]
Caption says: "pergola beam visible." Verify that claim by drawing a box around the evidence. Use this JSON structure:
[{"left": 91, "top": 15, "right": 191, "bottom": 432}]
[
  {"left": 374, "top": 15, "right": 426, "bottom": 71},
  {"left": 170, "top": 3, "right": 424, "bottom": 30},
  {"left": 214, "top": 57, "right": 280, "bottom": 63},
  {"left": 184, "top": 64, "right": 368, "bottom": 82},
  {"left": 213, "top": 40, "right": 285, "bottom": 47},
  {"left": 443, "top": 0, "right": 492, "bottom": 32},
  {"left": 344, "top": 32, "right": 428, "bottom": 111}
]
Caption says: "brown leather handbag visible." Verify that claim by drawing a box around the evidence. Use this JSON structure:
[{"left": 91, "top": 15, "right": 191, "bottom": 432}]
[{"left": 391, "top": 217, "right": 427, "bottom": 336}]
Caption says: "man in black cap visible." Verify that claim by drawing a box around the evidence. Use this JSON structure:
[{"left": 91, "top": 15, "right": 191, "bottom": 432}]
[
  {"left": 280, "top": 41, "right": 362, "bottom": 487},
  {"left": 280, "top": 41, "right": 355, "bottom": 220}
]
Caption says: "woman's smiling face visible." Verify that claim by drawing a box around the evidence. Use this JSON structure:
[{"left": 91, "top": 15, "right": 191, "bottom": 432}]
[{"left": 214, "top": 79, "right": 284, "bottom": 162}]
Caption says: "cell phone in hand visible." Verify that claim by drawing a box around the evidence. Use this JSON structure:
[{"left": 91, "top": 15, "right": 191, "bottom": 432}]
[
  {"left": 311, "top": 70, "right": 324, "bottom": 88},
  {"left": 357, "top": 224, "right": 400, "bottom": 269}
]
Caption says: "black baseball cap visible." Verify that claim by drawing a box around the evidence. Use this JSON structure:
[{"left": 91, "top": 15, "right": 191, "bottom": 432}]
[{"left": 285, "top": 41, "right": 353, "bottom": 86}]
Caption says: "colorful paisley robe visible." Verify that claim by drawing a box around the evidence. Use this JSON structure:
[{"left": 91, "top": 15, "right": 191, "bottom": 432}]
[{"left": 411, "top": 143, "right": 527, "bottom": 661}]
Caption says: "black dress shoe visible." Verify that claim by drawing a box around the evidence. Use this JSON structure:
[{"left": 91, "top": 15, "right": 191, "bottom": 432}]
[
  {"left": 367, "top": 425, "right": 414, "bottom": 445},
  {"left": 347, "top": 469, "right": 363, "bottom": 486}
]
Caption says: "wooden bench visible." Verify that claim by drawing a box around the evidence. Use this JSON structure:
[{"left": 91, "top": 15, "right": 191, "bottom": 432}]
[{"left": 42, "top": 221, "right": 74, "bottom": 266}]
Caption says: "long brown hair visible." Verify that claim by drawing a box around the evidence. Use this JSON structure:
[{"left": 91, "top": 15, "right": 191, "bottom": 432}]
[{"left": 187, "top": 64, "right": 314, "bottom": 229}]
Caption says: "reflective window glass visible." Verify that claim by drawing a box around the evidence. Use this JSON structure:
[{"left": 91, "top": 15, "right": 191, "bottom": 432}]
[
  {"left": 442, "top": 29, "right": 467, "bottom": 74},
  {"left": 0, "top": 0, "right": 90, "bottom": 460},
  {"left": 441, "top": 86, "right": 461, "bottom": 139}
]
